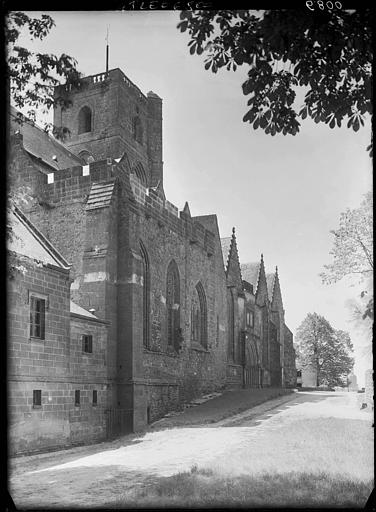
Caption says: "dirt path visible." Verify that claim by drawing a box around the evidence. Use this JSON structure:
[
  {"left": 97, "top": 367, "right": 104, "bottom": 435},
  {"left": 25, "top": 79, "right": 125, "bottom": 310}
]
[{"left": 9, "top": 391, "right": 373, "bottom": 508}]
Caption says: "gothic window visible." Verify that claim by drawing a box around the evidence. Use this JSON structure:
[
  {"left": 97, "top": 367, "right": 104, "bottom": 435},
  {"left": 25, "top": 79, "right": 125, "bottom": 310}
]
[
  {"left": 132, "top": 116, "right": 143, "bottom": 144},
  {"left": 191, "top": 282, "right": 207, "bottom": 348},
  {"left": 78, "top": 106, "right": 92, "bottom": 134},
  {"left": 134, "top": 162, "right": 147, "bottom": 187},
  {"left": 166, "top": 260, "right": 180, "bottom": 352},
  {"left": 140, "top": 241, "right": 150, "bottom": 348},
  {"left": 228, "top": 289, "right": 235, "bottom": 360}
]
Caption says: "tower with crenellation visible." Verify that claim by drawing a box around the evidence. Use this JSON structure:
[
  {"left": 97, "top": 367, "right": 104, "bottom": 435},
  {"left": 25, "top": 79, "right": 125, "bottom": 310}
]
[{"left": 53, "top": 68, "right": 164, "bottom": 194}]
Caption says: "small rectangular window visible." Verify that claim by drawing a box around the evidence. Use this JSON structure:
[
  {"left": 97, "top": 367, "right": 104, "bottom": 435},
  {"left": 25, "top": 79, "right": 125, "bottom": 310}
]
[
  {"left": 33, "top": 390, "right": 42, "bottom": 407},
  {"left": 246, "top": 310, "right": 254, "bottom": 328},
  {"left": 75, "top": 390, "right": 80, "bottom": 406},
  {"left": 82, "top": 334, "right": 93, "bottom": 353},
  {"left": 92, "top": 390, "right": 97, "bottom": 406},
  {"left": 30, "top": 296, "right": 46, "bottom": 339}
]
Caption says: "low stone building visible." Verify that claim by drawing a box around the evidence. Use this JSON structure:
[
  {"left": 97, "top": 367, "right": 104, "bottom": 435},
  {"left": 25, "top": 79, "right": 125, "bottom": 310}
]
[
  {"left": 7, "top": 207, "right": 109, "bottom": 454},
  {"left": 8, "top": 66, "right": 296, "bottom": 453}
]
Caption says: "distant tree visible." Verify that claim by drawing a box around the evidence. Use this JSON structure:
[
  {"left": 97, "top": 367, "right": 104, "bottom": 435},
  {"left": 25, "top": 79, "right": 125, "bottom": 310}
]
[
  {"left": 178, "top": 9, "right": 373, "bottom": 155},
  {"left": 295, "top": 313, "right": 354, "bottom": 387},
  {"left": 320, "top": 192, "right": 373, "bottom": 321},
  {"left": 6, "top": 11, "right": 81, "bottom": 139}
]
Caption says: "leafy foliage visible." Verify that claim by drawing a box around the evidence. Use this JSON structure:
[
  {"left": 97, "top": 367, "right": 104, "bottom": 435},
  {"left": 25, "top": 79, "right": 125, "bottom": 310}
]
[
  {"left": 6, "top": 11, "right": 81, "bottom": 139},
  {"left": 321, "top": 192, "right": 373, "bottom": 320},
  {"left": 295, "top": 313, "right": 354, "bottom": 387},
  {"left": 177, "top": 9, "right": 373, "bottom": 153},
  {"left": 321, "top": 192, "right": 373, "bottom": 283}
]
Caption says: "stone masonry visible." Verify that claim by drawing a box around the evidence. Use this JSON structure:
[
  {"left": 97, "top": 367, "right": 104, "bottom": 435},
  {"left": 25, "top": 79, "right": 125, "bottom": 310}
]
[{"left": 8, "top": 67, "right": 296, "bottom": 453}]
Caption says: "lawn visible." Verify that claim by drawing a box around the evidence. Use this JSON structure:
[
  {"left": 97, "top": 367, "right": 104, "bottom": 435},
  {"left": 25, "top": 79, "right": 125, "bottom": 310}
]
[
  {"left": 9, "top": 394, "right": 374, "bottom": 509},
  {"left": 116, "top": 467, "right": 373, "bottom": 508},
  {"left": 111, "top": 416, "right": 374, "bottom": 508}
]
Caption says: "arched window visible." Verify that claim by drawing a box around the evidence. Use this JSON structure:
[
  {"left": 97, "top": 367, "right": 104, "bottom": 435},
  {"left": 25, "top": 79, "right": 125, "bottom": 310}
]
[
  {"left": 166, "top": 260, "right": 180, "bottom": 351},
  {"left": 228, "top": 289, "right": 235, "bottom": 360},
  {"left": 78, "top": 106, "right": 92, "bottom": 134},
  {"left": 132, "top": 116, "right": 143, "bottom": 144},
  {"left": 78, "top": 150, "right": 94, "bottom": 164},
  {"left": 134, "top": 162, "right": 147, "bottom": 187},
  {"left": 140, "top": 241, "right": 150, "bottom": 348},
  {"left": 191, "top": 282, "right": 207, "bottom": 348}
]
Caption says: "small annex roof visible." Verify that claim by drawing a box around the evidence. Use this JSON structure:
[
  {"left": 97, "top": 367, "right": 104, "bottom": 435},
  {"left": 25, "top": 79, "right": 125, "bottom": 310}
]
[
  {"left": 220, "top": 237, "right": 232, "bottom": 270},
  {"left": 266, "top": 272, "right": 276, "bottom": 302},
  {"left": 70, "top": 301, "right": 99, "bottom": 320},
  {"left": 7, "top": 206, "right": 70, "bottom": 270},
  {"left": 9, "top": 107, "right": 84, "bottom": 171},
  {"left": 241, "top": 262, "right": 261, "bottom": 292}
]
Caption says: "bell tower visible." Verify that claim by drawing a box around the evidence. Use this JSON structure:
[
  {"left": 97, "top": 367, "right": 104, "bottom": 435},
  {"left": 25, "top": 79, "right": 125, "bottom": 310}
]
[{"left": 53, "top": 68, "right": 164, "bottom": 191}]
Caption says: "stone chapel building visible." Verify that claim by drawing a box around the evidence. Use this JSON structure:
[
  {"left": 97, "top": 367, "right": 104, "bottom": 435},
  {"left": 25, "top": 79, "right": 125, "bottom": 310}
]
[{"left": 7, "top": 68, "right": 296, "bottom": 454}]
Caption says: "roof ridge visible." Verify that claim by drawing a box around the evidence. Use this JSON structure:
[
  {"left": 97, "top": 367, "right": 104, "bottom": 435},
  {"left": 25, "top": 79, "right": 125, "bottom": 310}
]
[{"left": 12, "top": 206, "right": 71, "bottom": 269}]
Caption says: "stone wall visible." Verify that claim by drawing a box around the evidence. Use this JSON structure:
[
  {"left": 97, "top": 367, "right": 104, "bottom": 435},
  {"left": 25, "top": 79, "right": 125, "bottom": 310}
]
[{"left": 7, "top": 255, "right": 111, "bottom": 454}]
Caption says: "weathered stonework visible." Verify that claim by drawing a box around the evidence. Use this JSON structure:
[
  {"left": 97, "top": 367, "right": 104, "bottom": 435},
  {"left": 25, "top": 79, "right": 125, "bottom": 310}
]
[{"left": 8, "top": 66, "right": 296, "bottom": 453}]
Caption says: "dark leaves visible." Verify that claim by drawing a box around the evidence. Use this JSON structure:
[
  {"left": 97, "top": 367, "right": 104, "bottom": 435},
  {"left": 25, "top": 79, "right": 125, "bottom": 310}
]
[
  {"left": 177, "top": 9, "right": 373, "bottom": 147},
  {"left": 6, "top": 12, "right": 80, "bottom": 138}
]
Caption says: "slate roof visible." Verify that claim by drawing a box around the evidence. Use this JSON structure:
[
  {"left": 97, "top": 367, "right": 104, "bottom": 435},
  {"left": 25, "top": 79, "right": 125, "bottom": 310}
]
[
  {"left": 220, "top": 237, "right": 232, "bottom": 270},
  {"left": 7, "top": 206, "right": 70, "bottom": 270},
  {"left": 86, "top": 181, "right": 116, "bottom": 210},
  {"left": 266, "top": 272, "right": 276, "bottom": 302},
  {"left": 240, "top": 262, "right": 260, "bottom": 292},
  {"left": 9, "top": 107, "right": 84, "bottom": 171},
  {"left": 70, "top": 301, "right": 99, "bottom": 320}
]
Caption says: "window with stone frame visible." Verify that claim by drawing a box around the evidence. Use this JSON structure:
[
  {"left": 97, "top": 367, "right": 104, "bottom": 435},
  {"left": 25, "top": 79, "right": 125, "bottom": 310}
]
[
  {"left": 30, "top": 294, "right": 46, "bottom": 340},
  {"left": 191, "top": 282, "right": 208, "bottom": 348},
  {"left": 166, "top": 260, "right": 180, "bottom": 351},
  {"left": 246, "top": 309, "right": 254, "bottom": 328},
  {"left": 82, "top": 334, "right": 93, "bottom": 353},
  {"left": 132, "top": 116, "right": 143, "bottom": 144},
  {"left": 140, "top": 241, "right": 150, "bottom": 348},
  {"left": 78, "top": 106, "right": 92, "bottom": 134},
  {"left": 33, "top": 389, "right": 42, "bottom": 408}
]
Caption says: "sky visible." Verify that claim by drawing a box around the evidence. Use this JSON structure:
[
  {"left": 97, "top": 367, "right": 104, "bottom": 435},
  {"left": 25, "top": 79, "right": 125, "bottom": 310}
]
[{"left": 14, "top": 11, "right": 372, "bottom": 385}]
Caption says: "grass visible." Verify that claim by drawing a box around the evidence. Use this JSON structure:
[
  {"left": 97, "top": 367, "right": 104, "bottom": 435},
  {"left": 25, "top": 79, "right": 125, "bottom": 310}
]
[
  {"left": 10, "top": 398, "right": 374, "bottom": 509},
  {"left": 115, "top": 467, "right": 373, "bottom": 508}
]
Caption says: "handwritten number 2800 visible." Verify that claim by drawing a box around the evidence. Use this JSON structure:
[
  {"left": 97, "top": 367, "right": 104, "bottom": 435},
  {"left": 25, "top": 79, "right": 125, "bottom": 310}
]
[{"left": 306, "top": 0, "right": 342, "bottom": 10}]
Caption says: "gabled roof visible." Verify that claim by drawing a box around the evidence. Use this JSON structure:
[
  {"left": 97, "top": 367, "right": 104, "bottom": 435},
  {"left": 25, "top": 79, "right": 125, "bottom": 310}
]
[
  {"left": 266, "top": 272, "right": 276, "bottom": 302},
  {"left": 220, "top": 237, "right": 232, "bottom": 270},
  {"left": 9, "top": 107, "right": 84, "bottom": 171},
  {"left": 86, "top": 180, "right": 116, "bottom": 210},
  {"left": 241, "top": 262, "right": 260, "bottom": 292},
  {"left": 7, "top": 206, "right": 70, "bottom": 270}
]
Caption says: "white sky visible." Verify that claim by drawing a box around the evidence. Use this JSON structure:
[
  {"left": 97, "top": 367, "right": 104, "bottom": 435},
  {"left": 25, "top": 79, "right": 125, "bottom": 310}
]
[{"left": 15, "top": 11, "right": 372, "bottom": 386}]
